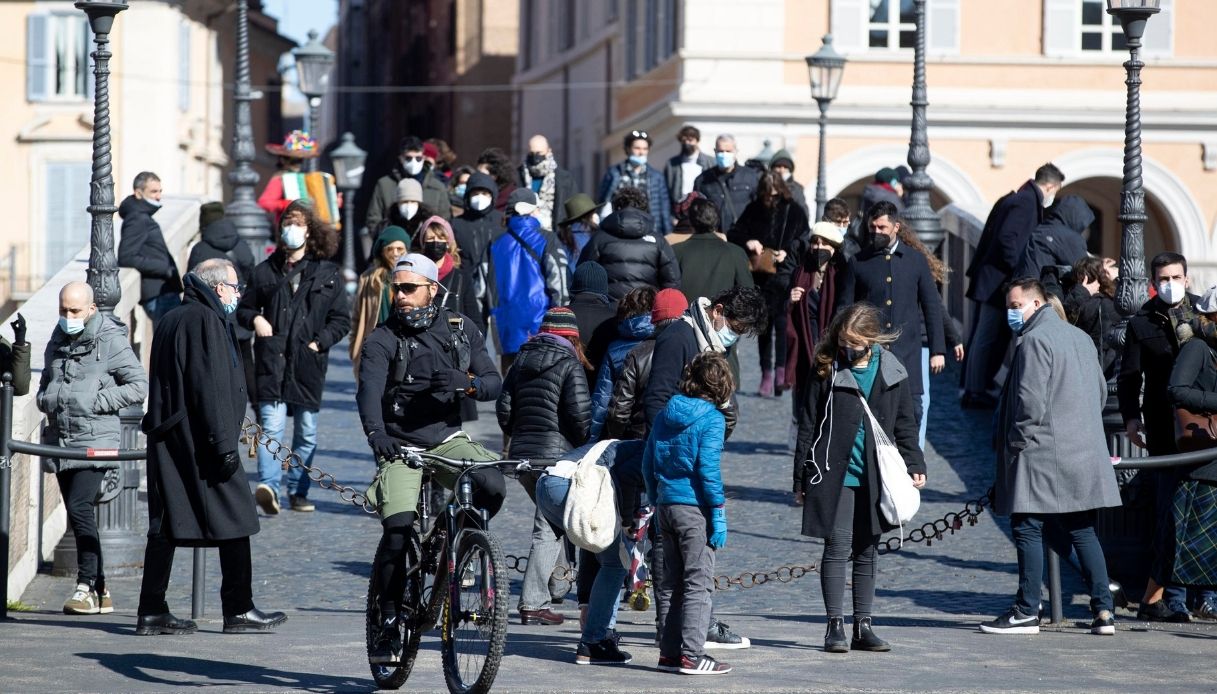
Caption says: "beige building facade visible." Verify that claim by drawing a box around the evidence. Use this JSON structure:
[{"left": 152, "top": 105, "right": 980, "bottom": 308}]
[{"left": 514, "top": 0, "right": 1217, "bottom": 288}]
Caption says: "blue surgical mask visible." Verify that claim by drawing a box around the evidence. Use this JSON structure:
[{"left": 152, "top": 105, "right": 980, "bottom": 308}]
[
  {"left": 717, "top": 323, "right": 739, "bottom": 348},
  {"left": 628, "top": 154, "right": 647, "bottom": 167},
  {"left": 1007, "top": 308, "right": 1025, "bottom": 334},
  {"left": 454, "top": 183, "right": 467, "bottom": 197},
  {"left": 715, "top": 151, "right": 735, "bottom": 169},
  {"left": 281, "top": 224, "right": 307, "bottom": 250},
  {"left": 223, "top": 296, "right": 239, "bottom": 315},
  {"left": 58, "top": 316, "right": 85, "bottom": 335}
]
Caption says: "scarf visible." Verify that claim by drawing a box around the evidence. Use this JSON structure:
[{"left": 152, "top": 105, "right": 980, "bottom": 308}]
[
  {"left": 522, "top": 154, "right": 559, "bottom": 229},
  {"left": 682, "top": 297, "right": 726, "bottom": 353},
  {"left": 1166, "top": 299, "right": 1197, "bottom": 351},
  {"left": 784, "top": 259, "right": 837, "bottom": 389},
  {"left": 436, "top": 252, "right": 456, "bottom": 282}
]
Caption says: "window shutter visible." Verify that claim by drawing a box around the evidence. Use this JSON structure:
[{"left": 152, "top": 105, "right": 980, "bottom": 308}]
[
  {"left": 1142, "top": 0, "right": 1173, "bottom": 57},
  {"left": 179, "top": 22, "right": 191, "bottom": 111},
  {"left": 44, "top": 162, "right": 94, "bottom": 277},
  {"left": 26, "top": 14, "right": 50, "bottom": 101},
  {"left": 1043, "top": 0, "right": 1079, "bottom": 57},
  {"left": 830, "top": 0, "right": 868, "bottom": 53},
  {"left": 926, "top": 0, "right": 960, "bottom": 55}
]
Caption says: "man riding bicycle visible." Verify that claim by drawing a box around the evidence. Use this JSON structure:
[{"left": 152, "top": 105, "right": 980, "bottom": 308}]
[{"left": 356, "top": 252, "right": 505, "bottom": 664}]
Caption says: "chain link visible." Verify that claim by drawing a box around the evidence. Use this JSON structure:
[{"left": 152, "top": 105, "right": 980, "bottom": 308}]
[
  {"left": 876, "top": 490, "right": 992, "bottom": 555},
  {"left": 240, "top": 417, "right": 377, "bottom": 514}
]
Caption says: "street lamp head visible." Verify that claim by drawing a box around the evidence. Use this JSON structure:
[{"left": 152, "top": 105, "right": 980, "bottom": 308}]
[
  {"left": 806, "top": 34, "right": 847, "bottom": 103},
  {"left": 330, "top": 132, "right": 368, "bottom": 190},
  {"left": 75, "top": 0, "right": 127, "bottom": 35},
  {"left": 293, "top": 29, "right": 335, "bottom": 98},
  {"left": 1106, "top": 0, "right": 1160, "bottom": 44}
]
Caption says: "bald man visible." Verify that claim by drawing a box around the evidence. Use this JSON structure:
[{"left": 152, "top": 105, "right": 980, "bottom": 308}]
[
  {"left": 518, "top": 133, "right": 577, "bottom": 231},
  {"left": 38, "top": 281, "right": 146, "bottom": 615}
]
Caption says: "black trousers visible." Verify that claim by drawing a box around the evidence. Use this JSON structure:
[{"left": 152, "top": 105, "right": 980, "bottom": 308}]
[
  {"left": 137, "top": 531, "right": 254, "bottom": 617},
  {"left": 56, "top": 468, "right": 106, "bottom": 591}
]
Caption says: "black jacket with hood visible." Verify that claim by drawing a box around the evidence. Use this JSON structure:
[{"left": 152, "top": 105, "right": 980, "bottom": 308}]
[
  {"left": 451, "top": 172, "right": 504, "bottom": 315},
  {"left": 577, "top": 207, "right": 681, "bottom": 300},
  {"left": 1015, "top": 195, "right": 1093, "bottom": 280},
  {"left": 188, "top": 218, "right": 257, "bottom": 339},
  {"left": 117, "top": 195, "right": 183, "bottom": 303},
  {"left": 496, "top": 334, "right": 591, "bottom": 458}
]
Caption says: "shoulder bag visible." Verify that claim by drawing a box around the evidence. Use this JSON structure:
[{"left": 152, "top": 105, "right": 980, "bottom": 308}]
[
  {"left": 561, "top": 439, "right": 619, "bottom": 553},
  {"left": 857, "top": 396, "right": 920, "bottom": 528}
]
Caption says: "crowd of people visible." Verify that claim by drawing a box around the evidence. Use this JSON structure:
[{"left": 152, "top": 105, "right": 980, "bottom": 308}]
[{"left": 16, "top": 124, "right": 1213, "bottom": 678}]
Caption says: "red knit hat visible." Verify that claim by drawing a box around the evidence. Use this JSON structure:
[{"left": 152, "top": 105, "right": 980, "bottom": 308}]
[
  {"left": 651, "top": 288, "right": 689, "bottom": 323},
  {"left": 423, "top": 142, "right": 440, "bottom": 161},
  {"left": 539, "top": 307, "right": 581, "bottom": 340}
]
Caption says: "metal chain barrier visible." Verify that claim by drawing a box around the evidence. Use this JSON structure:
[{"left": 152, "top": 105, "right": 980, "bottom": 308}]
[
  {"left": 876, "top": 490, "right": 992, "bottom": 555},
  {"left": 241, "top": 417, "right": 377, "bottom": 514}
]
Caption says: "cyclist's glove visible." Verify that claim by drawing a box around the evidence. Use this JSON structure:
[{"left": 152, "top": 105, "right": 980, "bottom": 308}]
[{"left": 369, "top": 432, "right": 399, "bottom": 461}]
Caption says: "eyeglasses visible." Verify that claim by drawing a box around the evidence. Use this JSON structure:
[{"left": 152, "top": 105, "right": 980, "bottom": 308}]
[
  {"left": 220, "top": 281, "right": 244, "bottom": 293},
  {"left": 392, "top": 282, "right": 430, "bottom": 295}
]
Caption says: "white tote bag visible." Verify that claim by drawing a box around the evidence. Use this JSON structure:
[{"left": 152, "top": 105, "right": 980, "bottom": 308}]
[
  {"left": 562, "top": 440, "right": 618, "bottom": 553},
  {"left": 858, "top": 397, "right": 920, "bottom": 526}
]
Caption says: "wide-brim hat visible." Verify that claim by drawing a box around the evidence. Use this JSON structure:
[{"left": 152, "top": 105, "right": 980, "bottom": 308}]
[
  {"left": 266, "top": 130, "right": 320, "bottom": 159},
  {"left": 558, "top": 193, "right": 597, "bottom": 226}
]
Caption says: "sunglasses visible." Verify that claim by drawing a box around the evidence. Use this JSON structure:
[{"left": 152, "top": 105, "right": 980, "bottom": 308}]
[
  {"left": 403, "top": 154, "right": 424, "bottom": 162},
  {"left": 629, "top": 130, "right": 649, "bottom": 140},
  {"left": 392, "top": 282, "right": 431, "bottom": 295}
]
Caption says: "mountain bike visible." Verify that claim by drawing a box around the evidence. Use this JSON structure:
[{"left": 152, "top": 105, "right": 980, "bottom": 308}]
[{"left": 366, "top": 449, "right": 542, "bottom": 694}]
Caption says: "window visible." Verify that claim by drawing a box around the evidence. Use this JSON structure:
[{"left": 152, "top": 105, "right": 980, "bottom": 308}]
[
  {"left": 179, "top": 22, "right": 191, "bottom": 112},
  {"left": 1080, "top": 0, "right": 1126, "bottom": 52},
  {"left": 44, "top": 162, "right": 93, "bottom": 278},
  {"left": 27, "top": 13, "right": 93, "bottom": 102},
  {"left": 868, "top": 0, "right": 916, "bottom": 50}
]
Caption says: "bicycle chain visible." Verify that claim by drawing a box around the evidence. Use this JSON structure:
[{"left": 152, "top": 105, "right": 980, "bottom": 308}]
[
  {"left": 240, "top": 416, "right": 993, "bottom": 589},
  {"left": 240, "top": 417, "right": 377, "bottom": 514}
]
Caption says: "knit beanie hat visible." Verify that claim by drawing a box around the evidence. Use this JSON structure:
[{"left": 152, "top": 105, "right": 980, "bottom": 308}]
[
  {"left": 539, "top": 307, "right": 581, "bottom": 340},
  {"left": 572, "top": 261, "right": 608, "bottom": 296},
  {"left": 397, "top": 178, "right": 424, "bottom": 202},
  {"left": 199, "top": 201, "right": 225, "bottom": 230},
  {"left": 651, "top": 288, "right": 689, "bottom": 323}
]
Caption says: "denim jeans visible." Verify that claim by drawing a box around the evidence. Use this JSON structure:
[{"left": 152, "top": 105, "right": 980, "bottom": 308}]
[
  {"left": 142, "top": 293, "right": 181, "bottom": 324},
  {"left": 256, "top": 401, "right": 318, "bottom": 498},
  {"left": 919, "top": 347, "right": 930, "bottom": 449},
  {"left": 1011, "top": 511, "right": 1113, "bottom": 616},
  {"left": 535, "top": 474, "right": 625, "bottom": 643}
]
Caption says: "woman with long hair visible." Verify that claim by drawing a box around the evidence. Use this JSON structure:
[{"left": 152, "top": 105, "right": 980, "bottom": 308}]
[
  {"left": 1069, "top": 256, "right": 1119, "bottom": 377},
  {"left": 414, "top": 216, "right": 482, "bottom": 333},
  {"left": 350, "top": 226, "right": 409, "bottom": 376},
  {"left": 793, "top": 303, "right": 926, "bottom": 653},
  {"left": 727, "top": 169, "right": 809, "bottom": 396}
]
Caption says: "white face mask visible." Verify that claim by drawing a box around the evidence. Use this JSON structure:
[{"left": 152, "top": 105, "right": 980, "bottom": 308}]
[
  {"left": 144, "top": 197, "right": 163, "bottom": 209},
  {"left": 403, "top": 158, "right": 424, "bottom": 176},
  {"left": 1042, "top": 194, "right": 1055, "bottom": 208},
  {"left": 281, "top": 224, "right": 307, "bottom": 250},
  {"left": 399, "top": 202, "right": 419, "bottom": 220},
  {"left": 469, "top": 194, "right": 492, "bottom": 212},
  {"left": 780, "top": 171, "right": 792, "bottom": 182},
  {"left": 1158, "top": 279, "right": 1185, "bottom": 305}
]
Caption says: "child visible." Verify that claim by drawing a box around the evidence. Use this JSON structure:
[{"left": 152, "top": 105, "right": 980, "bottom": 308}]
[{"left": 643, "top": 351, "right": 735, "bottom": 675}]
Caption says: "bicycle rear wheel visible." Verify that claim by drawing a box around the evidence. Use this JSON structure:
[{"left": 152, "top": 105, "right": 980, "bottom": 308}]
[
  {"left": 441, "top": 529, "right": 509, "bottom": 694},
  {"left": 366, "top": 534, "right": 424, "bottom": 690}
]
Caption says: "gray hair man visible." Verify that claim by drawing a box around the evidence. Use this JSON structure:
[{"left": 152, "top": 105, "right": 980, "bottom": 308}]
[{"left": 692, "top": 134, "right": 760, "bottom": 232}]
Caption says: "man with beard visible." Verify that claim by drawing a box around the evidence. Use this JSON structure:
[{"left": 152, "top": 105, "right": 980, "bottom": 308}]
[
  {"left": 664, "top": 125, "right": 715, "bottom": 212},
  {"left": 517, "top": 134, "right": 576, "bottom": 231}
]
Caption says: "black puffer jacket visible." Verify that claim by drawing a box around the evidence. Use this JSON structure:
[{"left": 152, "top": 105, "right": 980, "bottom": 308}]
[
  {"left": 236, "top": 251, "right": 351, "bottom": 410},
  {"left": 577, "top": 207, "right": 681, "bottom": 300},
  {"left": 497, "top": 334, "right": 591, "bottom": 458}
]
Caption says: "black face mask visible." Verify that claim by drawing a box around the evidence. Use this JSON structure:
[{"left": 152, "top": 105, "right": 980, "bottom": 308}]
[
  {"left": 525, "top": 153, "right": 545, "bottom": 168},
  {"left": 681, "top": 142, "right": 698, "bottom": 156},
  {"left": 841, "top": 345, "right": 868, "bottom": 365},
  {"left": 811, "top": 249, "right": 833, "bottom": 270},
  {"left": 422, "top": 241, "right": 448, "bottom": 262},
  {"left": 870, "top": 232, "right": 894, "bottom": 253}
]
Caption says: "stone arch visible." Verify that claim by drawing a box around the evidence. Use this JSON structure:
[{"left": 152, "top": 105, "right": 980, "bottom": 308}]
[{"left": 825, "top": 144, "right": 988, "bottom": 215}]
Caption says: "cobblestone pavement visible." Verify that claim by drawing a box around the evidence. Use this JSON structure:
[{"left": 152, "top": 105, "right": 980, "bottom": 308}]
[{"left": 8, "top": 338, "right": 1217, "bottom": 693}]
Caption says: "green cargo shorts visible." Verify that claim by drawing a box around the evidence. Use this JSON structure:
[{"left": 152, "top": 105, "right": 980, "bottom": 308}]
[{"left": 365, "top": 432, "right": 500, "bottom": 520}]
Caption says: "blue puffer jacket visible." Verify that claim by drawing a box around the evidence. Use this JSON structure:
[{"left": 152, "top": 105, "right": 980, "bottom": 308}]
[
  {"left": 643, "top": 394, "right": 725, "bottom": 508},
  {"left": 590, "top": 314, "right": 654, "bottom": 439}
]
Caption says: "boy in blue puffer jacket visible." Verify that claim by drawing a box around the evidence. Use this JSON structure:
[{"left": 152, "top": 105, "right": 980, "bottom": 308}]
[{"left": 643, "top": 352, "right": 736, "bottom": 676}]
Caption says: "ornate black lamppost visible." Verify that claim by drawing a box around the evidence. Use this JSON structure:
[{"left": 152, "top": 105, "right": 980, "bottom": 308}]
[
  {"left": 902, "top": 0, "right": 943, "bottom": 250},
  {"left": 293, "top": 30, "right": 334, "bottom": 174},
  {"left": 1107, "top": 0, "right": 1160, "bottom": 317},
  {"left": 330, "top": 132, "right": 367, "bottom": 284},
  {"left": 805, "top": 34, "right": 846, "bottom": 221},
  {"left": 228, "top": 0, "right": 272, "bottom": 257}
]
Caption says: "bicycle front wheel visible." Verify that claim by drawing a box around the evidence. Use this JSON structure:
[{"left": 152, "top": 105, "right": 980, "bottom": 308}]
[
  {"left": 441, "top": 529, "right": 509, "bottom": 694},
  {"left": 365, "top": 534, "right": 423, "bottom": 690}
]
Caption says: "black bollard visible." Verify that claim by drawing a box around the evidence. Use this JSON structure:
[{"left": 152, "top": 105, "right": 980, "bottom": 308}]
[{"left": 0, "top": 374, "right": 13, "bottom": 619}]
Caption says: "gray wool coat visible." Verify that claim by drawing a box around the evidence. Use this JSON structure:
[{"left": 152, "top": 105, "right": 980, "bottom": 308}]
[
  {"left": 993, "top": 306, "right": 1121, "bottom": 516},
  {"left": 37, "top": 312, "right": 147, "bottom": 472}
]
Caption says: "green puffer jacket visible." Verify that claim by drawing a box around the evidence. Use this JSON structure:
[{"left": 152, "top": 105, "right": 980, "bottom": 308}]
[{"left": 37, "top": 312, "right": 147, "bottom": 472}]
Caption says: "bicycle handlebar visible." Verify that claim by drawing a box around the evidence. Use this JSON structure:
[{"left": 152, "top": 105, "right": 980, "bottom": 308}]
[{"left": 397, "top": 448, "right": 556, "bottom": 473}]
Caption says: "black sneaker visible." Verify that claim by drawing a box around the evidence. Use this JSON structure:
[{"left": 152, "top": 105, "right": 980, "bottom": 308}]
[
  {"left": 978, "top": 607, "right": 1040, "bottom": 634},
  {"left": 1136, "top": 600, "right": 1190, "bottom": 623},
  {"left": 1091, "top": 610, "right": 1116, "bottom": 635},
  {"left": 369, "top": 617, "right": 403, "bottom": 664},
  {"left": 704, "top": 619, "right": 750, "bottom": 649},
  {"left": 575, "top": 638, "right": 632, "bottom": 666},
  {"left": 678, "top": 654, "right": 732, "bottom": 675}
]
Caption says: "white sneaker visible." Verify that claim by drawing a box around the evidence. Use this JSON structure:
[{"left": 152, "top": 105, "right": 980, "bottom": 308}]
[{"left": 63, "top": 584, "right": 99, "bottom": 615}]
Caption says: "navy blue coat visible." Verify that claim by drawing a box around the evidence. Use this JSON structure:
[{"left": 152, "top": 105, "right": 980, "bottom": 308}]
[
  {"left": 966, "top": 180, "right": 1046, "bottom": 306},
  {"left": 837, "top": 242, "right": 945, "bottom": 395},
  {"left": 597, "top": 161, "right": 673, "bottom": 235}
]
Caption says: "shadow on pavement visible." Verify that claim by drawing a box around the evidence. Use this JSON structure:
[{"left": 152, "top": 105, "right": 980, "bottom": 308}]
[
  {"left": 723, "top": 484, "right": 796, "bottom": 505},
  {"left": 15, "top": 614, "right": 133, "bottom": 636},
  {"left": 723, "top": 440, "right": 791, "bottom": 456},
  {"left": 76, "top": 653, "right": 370, "bottom": 692},
  {"left": 331, "top": 560, "right": 372, "bottom": 577}
]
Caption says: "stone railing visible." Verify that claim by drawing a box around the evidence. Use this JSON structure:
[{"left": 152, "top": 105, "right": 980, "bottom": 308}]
[{"left": 4, "top": 195, "right": 203, "bottom": 601}]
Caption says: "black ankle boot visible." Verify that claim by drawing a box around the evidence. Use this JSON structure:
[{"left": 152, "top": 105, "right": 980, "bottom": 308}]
[
  {"left": 851, "top": 616, "right": 891, "bottom": 652},
  {"left": 824, "top": 617, "right": 849, "bottom": 653}
]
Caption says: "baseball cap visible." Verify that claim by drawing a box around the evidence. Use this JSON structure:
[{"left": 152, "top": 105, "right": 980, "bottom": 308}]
[
  {"left": 394, "top": 253, "right": 440, "bottom": 284},
  {"left": 507, "top": 187, "right": 538, "bottom": 216}
]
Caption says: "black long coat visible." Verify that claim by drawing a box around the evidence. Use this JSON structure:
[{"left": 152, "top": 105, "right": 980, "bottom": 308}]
[
  {"left": 143, "top": 276, "right": 259, "bottom": 545},
  {"left": 1119, "top": 294, "right": 1200, "bottom": 455},
  {"left": 237, "top": 251, "right": 351, "bottom": 410},
  {"left": 965, "top": 181, "right": 1045, "bottom": 307},
  {"left": 837, "top": 243, "right": 946, "bottom": 395},
  {"left": 793, "top": 348, "right": 925, "bottom": 539}
]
